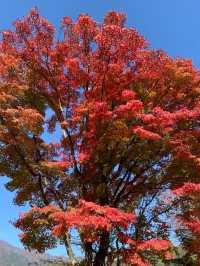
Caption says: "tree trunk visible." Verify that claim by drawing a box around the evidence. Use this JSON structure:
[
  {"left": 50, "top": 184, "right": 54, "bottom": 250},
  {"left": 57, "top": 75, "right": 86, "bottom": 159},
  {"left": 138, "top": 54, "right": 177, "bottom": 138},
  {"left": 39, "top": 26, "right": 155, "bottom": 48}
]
[
  {"left": 93, "top": 232, "right": 109, "bottom": 266},
  {"left": 63, "top": 233, "right": 77, "bottom": 265},
  {"left": 84, "top": 242, "right": 94, "bottom": 266}
]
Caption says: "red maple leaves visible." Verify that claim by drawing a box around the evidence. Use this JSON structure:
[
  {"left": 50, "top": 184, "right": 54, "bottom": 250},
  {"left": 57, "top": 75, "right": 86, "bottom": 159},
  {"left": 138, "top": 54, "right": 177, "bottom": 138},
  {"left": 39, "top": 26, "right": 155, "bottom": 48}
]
[{"left": 1, "top": 8, "right": 200, "bottom": 265}]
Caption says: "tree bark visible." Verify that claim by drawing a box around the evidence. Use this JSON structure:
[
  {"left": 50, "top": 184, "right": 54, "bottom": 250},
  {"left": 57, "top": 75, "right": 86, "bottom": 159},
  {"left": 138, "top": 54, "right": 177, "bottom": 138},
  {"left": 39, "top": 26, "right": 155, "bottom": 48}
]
[
  {"left": 63, "top": 233, "right": 77, "bottom": 265},
  {"left": 84, "top": 242, "right": 94, "bottom": 266},
  {"left": 93, "top": 232, "right": 109, "bottom": 266}
]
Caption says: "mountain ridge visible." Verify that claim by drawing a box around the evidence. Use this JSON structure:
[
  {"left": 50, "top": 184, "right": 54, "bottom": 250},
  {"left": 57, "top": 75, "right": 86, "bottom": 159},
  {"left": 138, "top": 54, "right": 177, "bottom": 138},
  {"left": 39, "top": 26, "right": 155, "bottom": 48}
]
[{"left": 0, "top": 240, "right": 66, "bottom": 266}]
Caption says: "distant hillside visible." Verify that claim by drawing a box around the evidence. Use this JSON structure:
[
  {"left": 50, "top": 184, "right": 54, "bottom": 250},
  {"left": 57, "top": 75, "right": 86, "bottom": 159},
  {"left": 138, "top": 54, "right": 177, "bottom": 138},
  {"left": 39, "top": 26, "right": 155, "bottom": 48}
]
[
  {"left": 0, "top": 240, "right": 196, "bottom": 266},
  {"left": 0, "top": 240, "right": 66, "bottom": 266}
]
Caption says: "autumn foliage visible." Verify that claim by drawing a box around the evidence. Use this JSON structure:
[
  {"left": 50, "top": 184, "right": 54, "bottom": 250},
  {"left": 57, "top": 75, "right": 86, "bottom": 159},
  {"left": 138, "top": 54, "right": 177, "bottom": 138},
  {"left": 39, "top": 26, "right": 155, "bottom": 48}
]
[{"left": 0, "top": 8, "right": 199, "bottom": 265}]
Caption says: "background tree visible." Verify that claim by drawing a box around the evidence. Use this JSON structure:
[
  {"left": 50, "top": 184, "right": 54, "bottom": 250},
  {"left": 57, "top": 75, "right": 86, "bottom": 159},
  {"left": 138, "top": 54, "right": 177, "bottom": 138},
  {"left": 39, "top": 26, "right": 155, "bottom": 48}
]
[
  {"left": 0, "top": 8, "right": 200, "bottom": 265},
  {"left": 173, "top": 183, "right": 200, "bottom": 264}
]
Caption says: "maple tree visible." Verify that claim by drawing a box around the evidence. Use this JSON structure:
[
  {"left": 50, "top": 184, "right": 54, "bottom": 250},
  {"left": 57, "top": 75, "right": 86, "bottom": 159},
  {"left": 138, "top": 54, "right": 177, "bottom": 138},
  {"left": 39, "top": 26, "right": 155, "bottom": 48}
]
[{"left": 0, "top": 8, "right": 200, "bottom": 265}]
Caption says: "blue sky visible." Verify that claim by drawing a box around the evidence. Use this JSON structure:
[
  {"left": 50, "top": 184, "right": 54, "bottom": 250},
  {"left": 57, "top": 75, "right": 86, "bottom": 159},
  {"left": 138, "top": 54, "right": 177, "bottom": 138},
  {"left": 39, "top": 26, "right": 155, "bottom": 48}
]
[{"left": 0, "top": 0, "right": 200, "bottom": 256}]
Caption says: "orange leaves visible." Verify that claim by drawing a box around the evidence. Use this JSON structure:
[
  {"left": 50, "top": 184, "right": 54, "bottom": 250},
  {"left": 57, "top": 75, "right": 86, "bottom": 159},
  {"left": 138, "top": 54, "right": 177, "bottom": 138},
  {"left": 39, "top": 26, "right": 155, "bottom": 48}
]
[
  {"left": 152, "top": 107, "right": 176, "bottom": 130},
  {"left": 66, "top": 58, "right": 80, "bottom": 74},
  {"left": 2, "top": 108, "right": 44, "bottom": 134},
  {"left": 15, "top": 7, "right": 54, "bottom": 41},
  {"left": 132, "top": 126, "right": 161, "bottom": 141},
  {"left": 173, "top": 182, "right": 200, "bottom": 196},
  {"left": 19, "top": 201, "right": 136, "bottom": 250},
  {"left": 62, "top": 16, "right": 72, "bottom": 26},
  {"left": 104, "top": 11, "right": 126, "bottom": 27},
  {"left": 89, "top": 101, "right": 111, "bottom": 120},
  {"left": 181, "top": 220, "right": 200, "bottom": 234},
  {"left": 21, "top": 204, "right": 60, "bottom": 218},
  {"left": 119, "top": 233, "right": 171, "bottom": 252},
  {"left": 51, "top": 200, "right": 135, "bottom": 238},
  {"left": 0, "top": 54, "right": 19, "bottom": 74},
  {"left": 114, "top": 100, "right": 143, "bottom": 118},
  {"left": 52, "top": 212, "right": 113, "bottom": 236},
  {"left": 22, "top": 200, "right": 135, "bottom": 234},
  {"left": 121, "top": 89, "right": 136, "bottom": 100},
  {"left": 119, "top": 234, "right": 172, "bottom": 266},
  {"left": 15, "top": 205, "right": 59, "bottom": 253},
  {"left": 2, "top": 8, "right": 200, "bottom": 265},
  {"left": 137, "top": 239, "right": 170, "bottom": 252},
  {"left": 73, "top": 14, "right": 97, "bottom": 40}
]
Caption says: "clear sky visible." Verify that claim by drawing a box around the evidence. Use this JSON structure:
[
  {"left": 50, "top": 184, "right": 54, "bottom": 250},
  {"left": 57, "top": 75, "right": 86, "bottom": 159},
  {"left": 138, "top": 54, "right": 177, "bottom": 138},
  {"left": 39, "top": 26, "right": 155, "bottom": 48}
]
[{"left": 0, "top": 0, "right": 200, "bottom": 256}]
